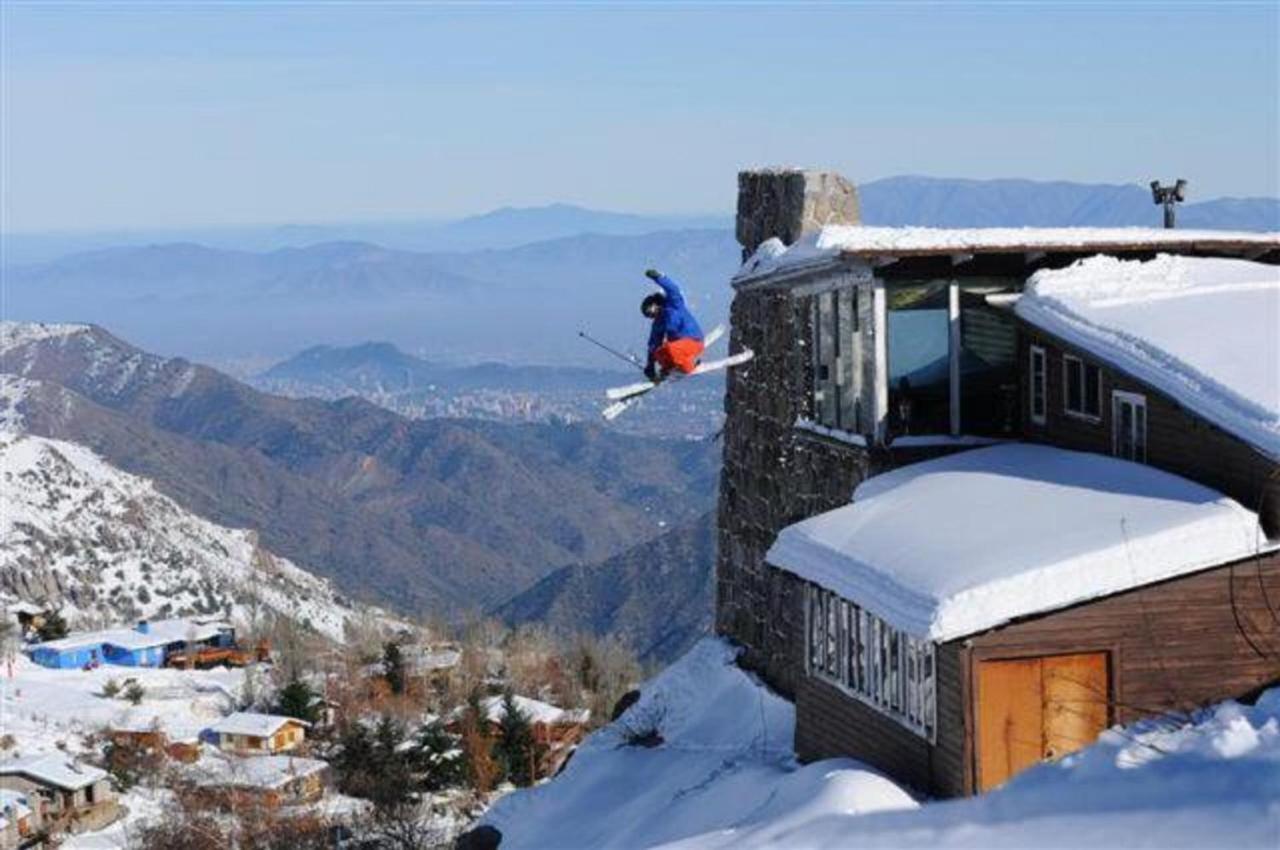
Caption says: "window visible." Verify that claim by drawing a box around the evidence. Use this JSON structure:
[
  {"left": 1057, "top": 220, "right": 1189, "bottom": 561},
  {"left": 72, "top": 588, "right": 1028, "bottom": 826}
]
[
  {"left": 805, "top": 583, "right": 936, "bottom": 740},
  {"left": 1063, "top": 354, "right": 1101, "bottom": 419},
  {"left": 811, "top": 287, "right": 866, "bottom": 433},
  {"left": 1113, "top": 391, "right": 1147, "bottom": 462},
  {"left": 1029, "top": 345, "right": 1047, "bottom": 425}
]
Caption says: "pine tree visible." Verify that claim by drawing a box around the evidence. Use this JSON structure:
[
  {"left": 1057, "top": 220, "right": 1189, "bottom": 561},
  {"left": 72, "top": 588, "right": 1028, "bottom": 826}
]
[
  {"left": 495, "top": 691, "right": 538, "bottom": 787},
  {"left": 382, "top": 641, "right": 406, "bottom": 696},
  {"left": 275, "top": 678, "right": 319, "bottom": 724},
  {"left": 410, "top": 718, "right": 464, "bottom": 792}
]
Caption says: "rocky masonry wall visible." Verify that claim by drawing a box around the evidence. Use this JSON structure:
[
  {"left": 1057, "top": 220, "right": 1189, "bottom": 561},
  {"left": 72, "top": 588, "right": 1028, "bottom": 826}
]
[{"left": 715, "top": 281, "right": 872, "bottom": 697}]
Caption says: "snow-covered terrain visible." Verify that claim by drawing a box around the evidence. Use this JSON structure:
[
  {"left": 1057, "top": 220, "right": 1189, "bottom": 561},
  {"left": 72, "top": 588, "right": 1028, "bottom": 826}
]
[
  {"left": 483, "top": 638, "right": 1280, "bottom": 849},
  {"left": 0, "top": 430, "right": 370, "bottom": 640},
  {"left": 1017, "top": 254, "right": 1280, "bottom": 459},
  {"left": 768, "top": 443, "right": 1267, "bottom": 641}
]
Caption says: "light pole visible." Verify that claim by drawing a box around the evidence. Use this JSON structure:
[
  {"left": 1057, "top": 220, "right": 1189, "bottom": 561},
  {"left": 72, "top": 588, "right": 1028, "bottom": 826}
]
[{"left": 1150, "top": 179, "right": 1188, "bottom": 229}]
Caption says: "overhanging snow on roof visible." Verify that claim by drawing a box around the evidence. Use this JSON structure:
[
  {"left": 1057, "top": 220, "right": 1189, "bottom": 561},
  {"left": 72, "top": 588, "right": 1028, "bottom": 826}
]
[
  {"left": 210, "top": 712, "right": 308, "bottom": 738},
  {"left": 767, "top": 444, "right": 1266, "bottom": 642},
  {"left": 1016, "top": 254, "right": 1280, "bottom": 460},
  {"left": 735, "top": 226, "right": 1280, "bottom": 283},
  {"left": 0, "top": 754, "right": 107, "bottom": 791}
]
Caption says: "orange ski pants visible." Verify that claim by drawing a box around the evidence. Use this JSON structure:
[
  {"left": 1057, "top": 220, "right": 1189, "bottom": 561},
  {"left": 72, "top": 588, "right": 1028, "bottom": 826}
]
[{"left": 653, "top": 337, "right": 705, "bottom": 374}]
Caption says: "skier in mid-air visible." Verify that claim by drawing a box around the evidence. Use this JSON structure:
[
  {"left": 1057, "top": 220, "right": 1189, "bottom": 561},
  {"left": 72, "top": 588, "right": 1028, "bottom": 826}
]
[{"left": 640, "top": 268, "right": 704, "bottom": 383}]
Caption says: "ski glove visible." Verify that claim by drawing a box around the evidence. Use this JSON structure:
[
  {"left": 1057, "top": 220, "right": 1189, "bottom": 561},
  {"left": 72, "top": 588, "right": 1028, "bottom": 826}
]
[{"left": 644, "top": 269, "right": 661, "bottom": 281}]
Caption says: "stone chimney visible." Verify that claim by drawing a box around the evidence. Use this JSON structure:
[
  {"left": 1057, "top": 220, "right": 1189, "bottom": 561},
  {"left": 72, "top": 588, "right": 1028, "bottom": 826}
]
[{"left": 735, "top": 168, "right": 860, "bottom": 261}]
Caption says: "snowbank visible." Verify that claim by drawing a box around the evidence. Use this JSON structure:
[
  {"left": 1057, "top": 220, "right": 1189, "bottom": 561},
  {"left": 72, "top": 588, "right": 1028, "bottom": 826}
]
[
  {"left": 1017, "top": 254, "right": 1280, "bottom": 459},
  {"left": 768, "top": 443, "right": 1264, "bottom": 641},
  {"left": 735, "top": 226, "right": 1280, "bottom": 281},
  {"left": 481, "top": 639, "right": 916, "bottom": 849},
  {"left": 486, "top": 639, "right": 1280, "bottom": 850}
]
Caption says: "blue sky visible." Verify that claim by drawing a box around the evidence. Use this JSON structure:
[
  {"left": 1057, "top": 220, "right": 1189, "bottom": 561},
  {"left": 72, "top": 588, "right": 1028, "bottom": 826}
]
[{"left": 2, "top": 1, "right": 1277, "bottom": 231}]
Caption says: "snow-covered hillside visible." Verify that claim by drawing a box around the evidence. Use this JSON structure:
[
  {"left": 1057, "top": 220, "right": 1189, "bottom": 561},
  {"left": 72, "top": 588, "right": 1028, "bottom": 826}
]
[
  {"left": 0, "top": 430, "right": 371, "bottom": 641},
  {"left": 483, "top": 639, "right": 1280, "bottom": 849}
]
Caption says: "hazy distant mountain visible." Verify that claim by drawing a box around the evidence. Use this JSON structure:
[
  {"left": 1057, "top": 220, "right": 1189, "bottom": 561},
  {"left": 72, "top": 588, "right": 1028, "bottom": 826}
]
[
  {"left": 5, "top": 177, "right": 1276, "bottom": 364},
  {"left": 261, "top": 341, "right": 627, "bottom": 394},
  {"left": 859, "top": 176, "right": 1280, "bottom": 230},
  {"left": 0, "top": 322, "right": 719, "bottom": 616},
  {"left": 494, "top": 512, "right": 715, "bottom": 663}
]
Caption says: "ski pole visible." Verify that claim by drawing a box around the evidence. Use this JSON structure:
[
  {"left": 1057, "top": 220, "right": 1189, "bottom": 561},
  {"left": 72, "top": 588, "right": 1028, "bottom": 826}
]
[{"left": 578, "top": 330, "right": 645, "bottom": 372}]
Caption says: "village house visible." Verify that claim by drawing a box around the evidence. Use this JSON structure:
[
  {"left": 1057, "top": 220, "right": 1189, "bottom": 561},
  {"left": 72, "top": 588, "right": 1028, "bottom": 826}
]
[
  {"left": 0, "top": 754, "right": 119, "bottom": 836},
  {"left": 208, "top": 712, "right": 310, "bottom": 755},
  {"left": 180, "top": 755, "right": 329, "bottom": 810},
  {"left": 1, "top": 601, "right": 44, "bottom": 644},
  {"left": 716, "top": 168, "right": 1280, "bottom": 796},
  {"left": 107, "top": 711, "right": 203, "bottom": 763},
  {"left": 27, "top": 617, "right": 236, "bottom": 669},
  {"left": 0, "top": 789, "right": 36, "bottom": 850}
]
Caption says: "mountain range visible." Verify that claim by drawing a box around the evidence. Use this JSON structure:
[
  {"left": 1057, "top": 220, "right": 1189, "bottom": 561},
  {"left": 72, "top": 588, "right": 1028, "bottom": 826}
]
[
  {"left": 6, "top": 177, "right": 1275, "bottom": 366},
  {"left": 0, "top": 423, "right": 372, "bottom": 641},
  {"left": 0, "top": 322, "right": 719, "bottom": 620}
]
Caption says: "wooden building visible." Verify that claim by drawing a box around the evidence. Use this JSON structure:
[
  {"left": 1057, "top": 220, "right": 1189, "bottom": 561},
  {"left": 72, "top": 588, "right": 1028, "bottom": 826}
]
[
  {"left": 208, "top": 712, "right": 310, "bottom": 756},
  {"left": 181, "top": 755, "right": 328, "bottom": 811},
  {"left": 715, "top": 168, "right": 1280, "bottom": 797},
  {"left": 0, "top": 789, "right": 36, "bottom": 850}
]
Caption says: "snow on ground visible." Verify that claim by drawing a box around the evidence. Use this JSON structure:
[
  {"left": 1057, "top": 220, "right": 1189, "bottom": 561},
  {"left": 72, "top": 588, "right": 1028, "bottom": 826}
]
[
  {"left": 1016, "top": 254, "right": 1280, "bottom": 459},
  {"left": 0, "top": 430, "right": 372, "bottom": 641},
  {"left": 767, "top": 443, "right": 1266, "bottom": 641},
  {"left": 735, "top": 226, "right": 1280, "bottom": 282},
  {"left": 481, "top": 639, "right": 917, "bottom": 849},
  {"left": 484, "top": 638, "right": 1280, "bottom": 850},
  {"left": 0, "top": 654, "right": 243, "bottom": 759}
]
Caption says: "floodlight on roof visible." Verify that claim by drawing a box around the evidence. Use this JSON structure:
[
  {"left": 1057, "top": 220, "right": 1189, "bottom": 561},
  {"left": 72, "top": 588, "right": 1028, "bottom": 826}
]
[{"left": 1150, "top": 179, "right": 1189, "bottom": 229}]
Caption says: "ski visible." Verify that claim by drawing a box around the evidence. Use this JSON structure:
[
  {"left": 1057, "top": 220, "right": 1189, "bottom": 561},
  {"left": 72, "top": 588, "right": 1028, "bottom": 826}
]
[
  {"left": 605, "top": 324, "right": 725, "bottom": 400},
  {"left": 601, "top": 349, "right": 754, "bottom": 421}
]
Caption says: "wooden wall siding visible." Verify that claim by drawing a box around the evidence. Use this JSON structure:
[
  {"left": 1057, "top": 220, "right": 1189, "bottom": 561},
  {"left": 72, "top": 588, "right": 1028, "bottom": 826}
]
[
  {"left": 1018, "top": 325, "right": 1280, "bottom": 537},
  {"left": 793, "top": 634, "right": 969, "bottom": 798},
  {"left": 963, "top": 550, "right": 1280, "bottom": 743}
]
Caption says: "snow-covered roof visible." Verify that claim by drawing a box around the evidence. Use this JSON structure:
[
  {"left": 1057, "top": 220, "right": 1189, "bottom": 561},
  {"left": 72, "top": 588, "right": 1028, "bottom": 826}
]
[
  {"left": 109, "top": 709, "right": 203, "bottom": 743},
  {"left": 4, "top": 601, "right": 43, "bottom": 616},
  {"left": 33, "top": 617, "right": 233, "bottom": 653},
  {"left": 452, "top": 695, "right": 589, "bottom": 726},
  {"left": 767, "top": 444, "right": 1266, "bottom": 641},
  {"left": 736, "top": 225, "right": 1280, "bottom": 282},
  {"left": 209, "top": 712, "right": 309, "bottom": 738},
  {"left": 186, "top": 755, "right": 327, "bottom": 790},
  {"left": 0, "top": 754, "right": 108, "bottom": 791},
  {"left": 1016, "top": 254, "right": 1280, "bottom": 459}
]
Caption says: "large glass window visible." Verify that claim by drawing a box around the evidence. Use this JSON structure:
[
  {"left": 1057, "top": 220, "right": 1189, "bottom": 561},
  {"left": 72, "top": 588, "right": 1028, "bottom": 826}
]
[
  {"left": 811, "top": 287, "right": 866, "bottom": 433},
  {"left": 806, "top": 583, "right": 937, "bottom": 741},
  {"left": 887, "top": 282, "right": 951, "bottom": 436}
]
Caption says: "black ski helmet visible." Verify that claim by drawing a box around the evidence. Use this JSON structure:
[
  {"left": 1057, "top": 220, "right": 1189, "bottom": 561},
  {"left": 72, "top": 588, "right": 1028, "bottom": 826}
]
[{"left": 641, "top": 293, "right": 666, "bottom": 318}]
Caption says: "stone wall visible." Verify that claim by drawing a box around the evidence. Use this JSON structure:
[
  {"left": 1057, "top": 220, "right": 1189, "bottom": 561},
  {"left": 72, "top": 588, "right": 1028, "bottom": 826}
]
[
  {"left": 715, "top": 279, "right": 882, "bottom": 697},
  {"left": 735, "top": 169, "right": 860, "bottom": 260}
]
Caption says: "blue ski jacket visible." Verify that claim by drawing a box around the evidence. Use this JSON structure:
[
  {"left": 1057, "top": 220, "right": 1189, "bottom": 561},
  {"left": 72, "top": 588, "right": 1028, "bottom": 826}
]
[{"left": 647, "top": 274, "right": 704, "bottom": 353}]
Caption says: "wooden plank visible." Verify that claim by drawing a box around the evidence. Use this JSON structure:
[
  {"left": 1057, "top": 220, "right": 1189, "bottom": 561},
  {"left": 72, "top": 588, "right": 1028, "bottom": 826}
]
[
  {"left": 977, "top": 658, "right": 1043, "bottom": 791},
  {"left": 1042, "top": 653, "right": 1109, "bottom": 761}
]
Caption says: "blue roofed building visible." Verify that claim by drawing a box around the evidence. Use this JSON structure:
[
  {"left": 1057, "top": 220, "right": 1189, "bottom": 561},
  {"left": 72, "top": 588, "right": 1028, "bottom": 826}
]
[{"left": 27, "top": 618, "right": 235, "bottom": 669}]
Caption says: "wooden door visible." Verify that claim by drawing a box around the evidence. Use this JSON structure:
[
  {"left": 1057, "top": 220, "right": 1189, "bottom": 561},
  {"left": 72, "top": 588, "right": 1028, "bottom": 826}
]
[{"left": 977, "top": 652, "right": 1109, "bottom": 791}]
